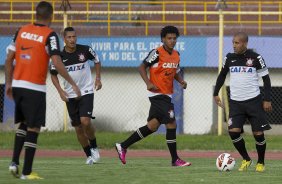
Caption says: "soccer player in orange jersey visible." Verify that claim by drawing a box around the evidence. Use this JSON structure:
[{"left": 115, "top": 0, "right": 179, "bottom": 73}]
[
  {"left": 115, "top": 26, "right": 191, "bottom": 167},
  {"left": 5, "top": 1, "right": 80, "bottom": 179}
]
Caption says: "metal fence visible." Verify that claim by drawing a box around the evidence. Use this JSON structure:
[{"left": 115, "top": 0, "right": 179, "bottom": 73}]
[{"left": 0, "top": 0, "right": 282, "bottom": 134}]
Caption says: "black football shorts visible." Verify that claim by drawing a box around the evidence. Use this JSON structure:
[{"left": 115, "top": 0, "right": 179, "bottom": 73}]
[
  {"left": 66, "top": 93, "right": 94, "bottom": 126},
  {"left": 12, "top": 87, "right": 46, "bottom": 128},
  {"left": 147, "top": 95, "right": 175, "bottom": 124},
  {"left": 228, "top": 95, "right": 271, "bottom": 132}
]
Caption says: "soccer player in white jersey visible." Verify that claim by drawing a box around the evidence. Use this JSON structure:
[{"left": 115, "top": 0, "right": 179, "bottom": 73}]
[
  {"left": 50, "top": 27, "right": 102, "bottom": 164},
  {"left": 213, "top": 32, "right": 272, "bottom": 172}
]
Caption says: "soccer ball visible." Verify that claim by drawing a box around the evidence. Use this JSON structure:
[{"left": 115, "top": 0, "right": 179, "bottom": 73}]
[{"left": 216, "top": 153, "right": 236, "bottom": 171}]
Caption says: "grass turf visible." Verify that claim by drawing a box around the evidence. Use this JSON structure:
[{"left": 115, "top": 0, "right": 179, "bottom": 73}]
[
  {"left": 1, "top": 157, "right": 282, "bottom": 184},
  {"left": 1, "top": 131, "right": 282, "bottom": 150}
]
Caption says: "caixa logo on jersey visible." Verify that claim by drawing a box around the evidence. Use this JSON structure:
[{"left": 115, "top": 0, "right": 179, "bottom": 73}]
[
  {"left": 66, "top": 63, "right": 85, "bottom": 72},
  {"left": 162, "top": 62, "right": 178, "bottom": 68},
  {"left": 230, "top": 66, "right": 253, "bottom": 73}
]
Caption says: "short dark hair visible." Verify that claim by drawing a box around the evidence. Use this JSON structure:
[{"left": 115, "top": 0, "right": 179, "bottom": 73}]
[
  {"left": 36, "top": 1, "right": 53, "bottom": 20},
  {"left": 234, "top": 32, "right": 248, "bottom": 42},
  {"left": 160, "top": 26, "right": 180, "bottom": 38},
  {"left": 63, "top": 27, "right": 75, "bottom": 37}
]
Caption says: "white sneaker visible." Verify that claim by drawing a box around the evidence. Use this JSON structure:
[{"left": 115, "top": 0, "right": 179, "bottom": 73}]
[
  {"left": 9, "top": 162, "right": 20, "bottom": 178},
  {"left": 90, "top": 148, "right": 100, "bottom": 163},
  {"left": 85, "top": 156, "right": 94, "bottom": 165}
]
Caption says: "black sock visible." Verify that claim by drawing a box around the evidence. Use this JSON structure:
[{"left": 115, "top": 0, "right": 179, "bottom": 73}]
[
  {"left": 89, "top": 138, "right": 97, "bottom": 149},
  {"left": 83, "top": 145, "right": 91, "bottom": 157},
  {"left": 12, "top": 123, "right": 27, "bottom": 165},
  {"left": 254, "top": 134, "right": 266, "bottom": 164},
  {"left": 121, "top": 125, "right": 153, "bottom": 149},
  {"left": 229, "top": 131, "right": 251, "bottom": 161},
  {"left": 166, "top": 129, "right": 178, "bottom": 163},
  {"left": 22, "top": 131, "right": 38, "bottom": 175}
]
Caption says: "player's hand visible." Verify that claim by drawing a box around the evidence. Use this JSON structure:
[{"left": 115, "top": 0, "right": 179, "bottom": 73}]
[
  {"left": 72, "top": 84, "right": 81, "bottom": 99},
  {"left": 5, "top": 84, "right": 13, "bottom": 100},
  {"left": 59, "top": 90, "right": 69, "bottom": 102},
  {"left": 263, "top": 101, "right": 272, "bottom": 112},
  {"left": 214, "top": 96, "right": 224, "bottom": 108},
  {"left": 146, "top": 82, "right": 159, "bottom": 91},
  {"left": 95, "top": 80, "right": 102, "bottom": 91},
  {"left": 180, "top": 80, "right": 187, "bottom": 89}
]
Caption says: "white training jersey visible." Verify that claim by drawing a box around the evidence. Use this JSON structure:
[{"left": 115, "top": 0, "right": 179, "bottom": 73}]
[
  {"left": 50, "top": 44, "right": 100, "bottom": 98},
  {"left": 222, "top": 49, "right": 269, "bottom": 101}
]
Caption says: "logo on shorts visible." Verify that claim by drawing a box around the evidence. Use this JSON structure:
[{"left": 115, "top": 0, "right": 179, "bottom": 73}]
[
  {"left": 228, "top": 118, "right": 233, "bottom": 126},
  {"left": 261, "top": 124, "right": 268, "bottom": 128},
  {"left": 168, "top": 110, "right": 174, "bottom": 118}
]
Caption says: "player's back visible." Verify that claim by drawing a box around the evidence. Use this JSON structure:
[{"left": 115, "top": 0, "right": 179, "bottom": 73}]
[{"left": 14, "top": 24, "right": 54, "bottom": 86}]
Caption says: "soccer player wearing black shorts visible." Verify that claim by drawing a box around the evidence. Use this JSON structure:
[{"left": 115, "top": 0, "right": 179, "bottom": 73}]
[
  {"left": 5, "top": 1, "right": 80, "bottom": 180},
  {"left": 115, "top": 26, "right": 191, "bottom": 167},
  {"left": 213, "top": 32, "right": 272, "bottom": 172},
  {"left": 50, "top": 27, "right": 102, "bottom": 165}
]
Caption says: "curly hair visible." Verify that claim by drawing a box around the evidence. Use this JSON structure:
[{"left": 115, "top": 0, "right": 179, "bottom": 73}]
[{"left": 160, "top": 26, "right": 180, "bottom": 39}]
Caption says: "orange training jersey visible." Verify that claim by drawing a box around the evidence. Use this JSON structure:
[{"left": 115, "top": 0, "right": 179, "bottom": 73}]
[
  {"left": 143, "top": 46, "right": 180, "bottom": 95},
  {"left": 9, "top": 23, "right": 61, "bottom": 92}
]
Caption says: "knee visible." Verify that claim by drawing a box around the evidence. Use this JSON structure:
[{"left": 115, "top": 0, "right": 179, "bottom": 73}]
[
  {"left": 147, "top": 124, "right": 158, "bottom": 132},
  {"left": 229, "top": 131, "right": 241, "bottom": 141},
  {"left": 80, "top": 118, "right": 91, "bottom": 127},
  {"left": 253, "top": 131, "right": 264, "bottom": 136},
  {"left": 253, "top": 133, "right": 265, "bottom": 143}
]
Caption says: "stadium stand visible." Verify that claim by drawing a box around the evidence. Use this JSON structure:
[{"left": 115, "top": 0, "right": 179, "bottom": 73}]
[{"left": 0, "top": 0, "right": 282, "bottom": 36}]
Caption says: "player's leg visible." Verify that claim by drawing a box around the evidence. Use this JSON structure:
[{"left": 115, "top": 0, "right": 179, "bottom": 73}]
[
  {"left": 247, "top": 96, "right": 271, "bottom": 172},
  {"left": 78, "top": 94, "right": 100, "bottom": 162},
  {"left": 115, "top": 118, "right": 158, "bottom": 164},
  {"left": 19, "top": 88, "right": 45, "bottom": 179},
  {"left": 80, "top": 117, "right": 100, "bottom": 163},
  {"left": 165, "top": 121, "right": 191, "bottom": 166},
  {"left": 9, "top": 122, "right": 27, "bottom": 178},
  {"left": 9, "top": 88, "right": 26, "bottom": 177},
  {"left": 80, "top": 117, "right": 97, "bottom": 148},
  {"left": 74, "top": 125, "right": 94, "bottom": 164},
  {"left": 228, "top": 100, "right": 252, "bottom": 171},
  {"left": 253, "top": 131, "right": 266, "bottom": 172},
  {"left": 229, "top": 128, "right": 252, "bottom": 171},
  {"left": 67, "top": 97, "right": 95, "bottom": 164}
]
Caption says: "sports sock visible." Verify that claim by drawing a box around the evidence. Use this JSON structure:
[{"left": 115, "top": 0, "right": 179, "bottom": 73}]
[
  {"left": 121, "top": 125, "right": 153, "bottom": 149},
  {"left": 83, "top": 145, "right": 91, "bottom": 157},
  {"left": 89, "top": 138, "right": 97, "bottom": 149},
  {"left": 254, "top": 134, "right": 266, "bottom": 164},
  {"left": 166, "top": 128, "right": 178, "bottom": 163},
  {"left": 22, "top": 131, "right": 39, "bottom": 175},
  {"left": 229, "top": 131, "right": 251, "bottom": 161},
  {"left": 12, "top": 123, "right": 27, "bottom": 165}
]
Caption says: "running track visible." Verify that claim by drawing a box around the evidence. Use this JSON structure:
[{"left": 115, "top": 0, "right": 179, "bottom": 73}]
[{"left": 1, "top": 150, "right": 282, "bottom": 160}]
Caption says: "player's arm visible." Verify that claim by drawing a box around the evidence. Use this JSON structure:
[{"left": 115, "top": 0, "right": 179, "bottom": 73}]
[
  {"left": 213, "top": 55, "right": 230, "bottom": 108},
  {"left": 256, "top": 55, "right": 272, "bottom": 112},
  {"left": 4, "top": 30, "right": 18, "bottom": 99},
  {"left": 50, "top": 65, "right": 68, "bottom": 102},
  {"left": 47, "top": 32, "right": 81, "bottom": 98},
  {"left": 139, "top": 49, "right": 159, "bottom": 91},
  {"left": 5, "top": 50, "right": 15, "bottom": 99},
  {"left": 88, "top": 46, "right": 102, "bottom": 91},
  {"left": 174, "top": 67, "right": 187, "bottom": 89}
]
